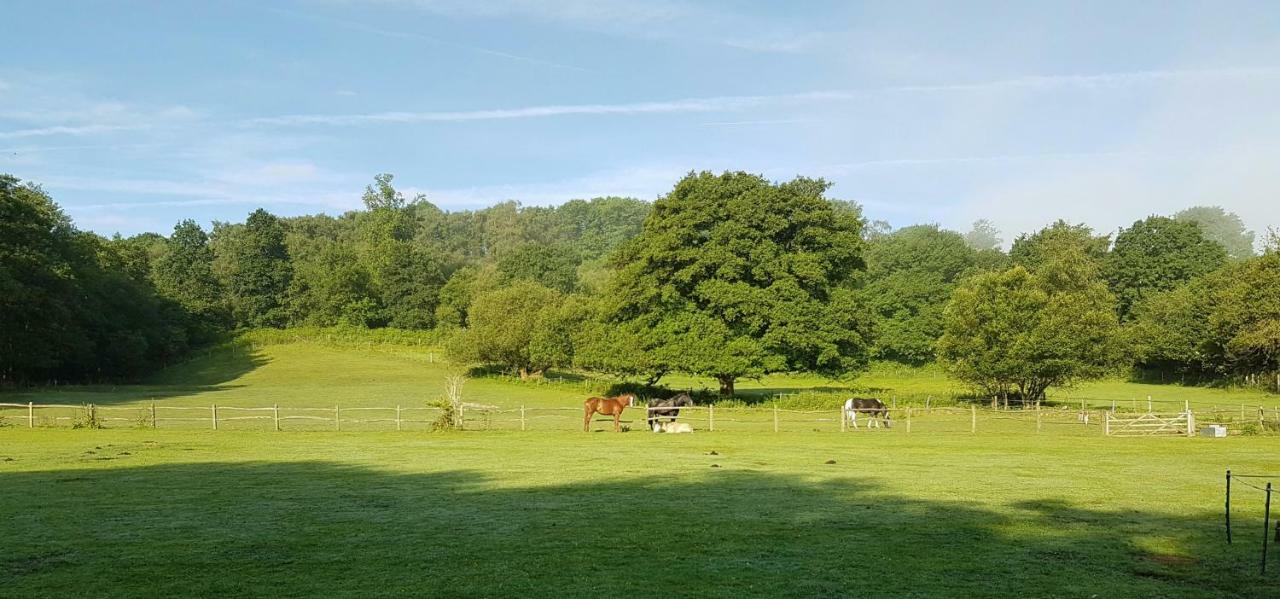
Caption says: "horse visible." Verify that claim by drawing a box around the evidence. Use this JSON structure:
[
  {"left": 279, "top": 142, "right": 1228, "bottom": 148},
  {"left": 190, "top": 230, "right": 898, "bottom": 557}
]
[
  {"left": 844, "top": 398, "right": 892, "bottom": 429},
  {"left": 653, "top": 421, "right": 693, "bottom": 434},
  {"left": 647, "top": 392, "right": 694, "bottom": 429},
  {"left": 583, "top": 393, "right": 636, "bottom": 432}
]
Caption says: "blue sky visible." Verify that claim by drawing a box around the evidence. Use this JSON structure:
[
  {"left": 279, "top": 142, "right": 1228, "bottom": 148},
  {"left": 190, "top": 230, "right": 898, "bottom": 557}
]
[{"left": 2, "top": 1, "right": 1278, "bottom": 241}]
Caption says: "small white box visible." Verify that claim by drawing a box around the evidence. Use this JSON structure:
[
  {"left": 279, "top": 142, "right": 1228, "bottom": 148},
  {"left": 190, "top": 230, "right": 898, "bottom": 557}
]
[{"left": 1199, "top": 425, "right": 1227, "bottom": 438}]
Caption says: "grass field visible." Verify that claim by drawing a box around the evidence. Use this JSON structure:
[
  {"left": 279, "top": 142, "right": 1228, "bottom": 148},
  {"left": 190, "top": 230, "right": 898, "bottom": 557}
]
[
  {"left": 4, "top": 337, "right": 1280, "bottom": 597},
  {"left": 2, "top": 429, "right": 1278, "bottom": 597},
  {"left": 3, "top": 338, "right": 1278, "bottom": 413}
]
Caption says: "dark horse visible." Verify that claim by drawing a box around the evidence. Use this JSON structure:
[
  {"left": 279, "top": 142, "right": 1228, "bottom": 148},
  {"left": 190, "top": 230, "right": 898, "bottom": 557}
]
[
  {"left": 647, "top": 392, "right": 694, "bottom": 429},
  {"left": 583, "top": 393, "right": 636, "bottom": 432},
  {"left": 844, "top": 398, "right": 892, "bottom": 429}
]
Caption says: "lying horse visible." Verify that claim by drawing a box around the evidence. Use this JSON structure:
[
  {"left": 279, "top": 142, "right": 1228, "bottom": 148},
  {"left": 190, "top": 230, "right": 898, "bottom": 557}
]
[
  {"left": 844, "top": 398, "right": 892, "bottom": 429},
  {"left": 647, "top": 392, "right": 693, "bottom": 429},
  {"left": 584, "top": 393, "right": 636, "bottom": 432},
  {"left": 653, "top": 421, "right": 693, "bottom": 433}
]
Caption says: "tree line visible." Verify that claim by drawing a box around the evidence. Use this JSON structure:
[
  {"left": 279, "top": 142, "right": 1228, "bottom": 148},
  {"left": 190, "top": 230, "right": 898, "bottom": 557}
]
[{"left": 2, "top": 171, "right": 1276, "bottom": 398}]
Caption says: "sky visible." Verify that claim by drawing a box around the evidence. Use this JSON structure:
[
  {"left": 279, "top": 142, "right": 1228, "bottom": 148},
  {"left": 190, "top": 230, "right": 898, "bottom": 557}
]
[{"left": 2, "top": 1, "right": 1278, "bottom": 242}]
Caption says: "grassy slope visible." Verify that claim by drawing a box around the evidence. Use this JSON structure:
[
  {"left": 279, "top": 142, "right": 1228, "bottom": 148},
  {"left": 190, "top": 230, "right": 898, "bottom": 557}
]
[
  {"left": 1, "top": 429, "right": 1277, "bottom": 597},
  {"left": 3, "top": 340, "right": 1276, "bottom": 413}
]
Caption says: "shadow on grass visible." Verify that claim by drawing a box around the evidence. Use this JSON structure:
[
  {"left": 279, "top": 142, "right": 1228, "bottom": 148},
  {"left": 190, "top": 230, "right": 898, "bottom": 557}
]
[
  {"left": 0, "top": 458, "right": 1267, "bottom": 597},
  {"left": 3, "top": 345, "right": 270, "bottom": 406}
]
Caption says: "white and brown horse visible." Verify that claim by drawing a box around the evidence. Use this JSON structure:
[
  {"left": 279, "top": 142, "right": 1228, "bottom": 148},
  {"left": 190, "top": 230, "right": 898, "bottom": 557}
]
[
  {"left": 844, "top": 398, "right": 892, "bottom": 429},
  {"left": 584, "top": 393, "right": 636, "bottom": 432}
]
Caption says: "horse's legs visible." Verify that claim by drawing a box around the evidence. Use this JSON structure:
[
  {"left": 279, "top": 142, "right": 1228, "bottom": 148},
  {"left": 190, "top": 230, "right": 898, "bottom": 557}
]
[
  {"left": 613, "top": 412, "right": 621, "bottom": 432},
  {"left": 849, "top": 411, "right": 858, "bottom": 429},
  {"left": 583, "top": 408, "right": 592, "bottom": 432}
]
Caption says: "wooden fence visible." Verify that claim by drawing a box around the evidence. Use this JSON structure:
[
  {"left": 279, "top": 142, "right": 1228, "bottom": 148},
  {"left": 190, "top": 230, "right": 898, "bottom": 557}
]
[{"left": 8, "top": 401, "right": 1262, "bottom": 436}]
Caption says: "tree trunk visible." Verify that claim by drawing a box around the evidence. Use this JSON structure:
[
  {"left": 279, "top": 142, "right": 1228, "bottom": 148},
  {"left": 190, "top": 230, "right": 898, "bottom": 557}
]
[
  {"left": 717, "top": 375, "right": 735, "bottom": 397},
  {"left": 518, "top": 368, "right": 529, "bottom": 380}
]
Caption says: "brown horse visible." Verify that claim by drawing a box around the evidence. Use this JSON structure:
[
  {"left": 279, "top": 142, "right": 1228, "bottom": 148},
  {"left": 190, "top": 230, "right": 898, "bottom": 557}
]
[{"left": 583, "top": 393, "right": 636, "bottom": 432}]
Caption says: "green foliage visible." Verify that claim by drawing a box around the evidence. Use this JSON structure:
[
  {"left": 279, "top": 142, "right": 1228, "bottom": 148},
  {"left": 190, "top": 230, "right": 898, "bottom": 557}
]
[
  {"left": 152, "top": 220, "right": 228, "bottom": 342},
  {"left": 1174, "top": 205, "right": 1256, "bottom": 259},
  {"left": 862, "top": 224, "right": 984, "bottom": 363},
  {"left": 496, "top": 242, "right": 580, "bottom": 293},
  {"left": 0, "top": 175, "right": 196, "bottom": 383},
  {"left": 214, "top": 209, "right": 293, "bottom": 328},
  {"left": 938, "top": 246, "right": 1127, "bottom": 400},
  {"left": 1104, "top": 216, "right": 1226, "bottom": 320},
  {"left": 1130, "top": 251, "right": 1280, "bottom": 387},
  {"left": 1009, "top": 220, "right": 1110, "bottom": 271},
  {"left": 448, "top": 280, "right": 566, "bottom": 376},
  {"left": 606, "top": 171, "right": 876, "bottom": 394},
  {"left": 963, "top": 219, "right": 1002, "bottom": 251}
]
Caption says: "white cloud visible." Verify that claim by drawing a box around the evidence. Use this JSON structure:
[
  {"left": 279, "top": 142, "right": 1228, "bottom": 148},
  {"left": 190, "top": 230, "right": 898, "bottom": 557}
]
[
  {"left": 244, "top": 66, "right": 1280, "bottom": 128},
  {"left": 0, "top": 124, "right": 143, "bottom": 140}
]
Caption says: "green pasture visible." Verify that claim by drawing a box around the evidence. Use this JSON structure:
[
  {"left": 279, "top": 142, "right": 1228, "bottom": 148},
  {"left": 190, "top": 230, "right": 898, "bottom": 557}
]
[
  {"left": 2, "top": 338, "right": 1276, "bottom": 417},
  {"left": 2, "top": 429, "right": 1277, "bottom": 597}
]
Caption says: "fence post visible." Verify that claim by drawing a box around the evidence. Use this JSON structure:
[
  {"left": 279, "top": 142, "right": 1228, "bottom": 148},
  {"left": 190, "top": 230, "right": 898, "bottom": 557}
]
[
  {"left": 520, "top": 405, "right": 526, "bottom": 431},
  {"left": 150, "top": 401, "right": 157, "bottom": 429},
  {"left": 926, "top": 396, "right": 932, "bottom": 412},
  {"left": 28, "top": 402, "right": 34, "bottom": 428},
  {"left": 1111, "top": 399, "right": 1116, "bottom": 413},
  {"left": 1186, "top": 408, "right": 1195, "bottom": 437},
  {"left": 459, "top": 403, "right": 465, "bottom": 431},
  {"left": 1262, "top": 406, "right": 1267, "bottom": 429},
  {"left": 395, "top": 405, "right": 401, "bottom": 431},
  {"left": 1104, "top": 411, "right": 1110, "bottom": 436},
  {"left": 709, "top": 405, "right": 715, "bottom": 432},
  {"left": 1036, "top": 402, "right": 1042, "bottom": 433},
  {"left": 274, "top": 404, "right": 280, "bottom": 432},
  {"left": 211, "top": 404, "right": 218, "bottom": 430},
  {"left": 1263, "top": 482, "right": 1272, "bottom": 575},
  {"left": 1226, "top": 469, "right": 1232, "bottom": 544},
  {"left": 335, "top": 405, "right": 340, "bottom": 431},
  {"left": 971, "top": 404, "right": 977, "bottom": 434},
  {"left": 906, "top": 407, "right": 912, "bottom": 434},
  {"left": 1147, "top": 396, "right": 1153, "bottom": 413}
]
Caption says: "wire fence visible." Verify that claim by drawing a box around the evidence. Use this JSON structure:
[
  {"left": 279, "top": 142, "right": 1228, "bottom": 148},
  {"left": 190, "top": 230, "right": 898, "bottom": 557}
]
[{"left": 7, "top": 401, "right": 1275, "bottom": 435}]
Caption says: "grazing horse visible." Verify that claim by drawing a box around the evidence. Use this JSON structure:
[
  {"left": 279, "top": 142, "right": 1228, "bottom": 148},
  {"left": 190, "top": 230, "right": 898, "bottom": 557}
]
[
  {"left": 647, "top": 392, "right": 694, "bottom": 429},
  {"left": 583, "top": 394, "right": 636, "bottom": 432},
  {"left": 844, "top": 398, "right": 892, "bottom": 429}
]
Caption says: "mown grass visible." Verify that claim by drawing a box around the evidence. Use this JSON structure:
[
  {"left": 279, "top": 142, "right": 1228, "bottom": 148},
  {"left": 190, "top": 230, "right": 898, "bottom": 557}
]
[
  {"left": 4, "top": 336, "right": 1276, "bottom": 414},
  {"left": 1, "top": 429, "right": 1277, "bottom": 597}
]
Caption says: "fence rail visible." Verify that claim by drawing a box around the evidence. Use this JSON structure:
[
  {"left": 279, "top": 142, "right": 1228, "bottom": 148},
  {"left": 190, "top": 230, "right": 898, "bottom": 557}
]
[{"left": 2, "top": 401, "right": 1278, "bottom": 435}]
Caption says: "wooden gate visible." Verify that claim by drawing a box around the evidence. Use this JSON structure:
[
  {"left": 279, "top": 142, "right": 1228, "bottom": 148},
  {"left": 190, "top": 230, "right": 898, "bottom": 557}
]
[{"left": 1105, "top": 411, "right": 1195, "bottom": 437}]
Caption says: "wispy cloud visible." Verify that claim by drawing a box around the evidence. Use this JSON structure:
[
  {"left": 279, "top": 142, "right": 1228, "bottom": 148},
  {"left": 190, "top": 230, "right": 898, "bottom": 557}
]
[
  {"left": 269, "top": 7, "right": 588, "bottom": 72},
  {"left": 346, "top": 0, "right": 825, "bottom": 54},
  {"left": 243, "top": 65, "right": 1280, "bottom": 128},
  {"left": 0, "top": 124, "right": 143, "bottom": 140}
]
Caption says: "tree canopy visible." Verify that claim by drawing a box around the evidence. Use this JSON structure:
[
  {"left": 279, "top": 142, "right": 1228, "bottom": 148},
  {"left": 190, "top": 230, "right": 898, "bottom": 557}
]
[
  {"left": 1104, "top": 216, "right": 1227, "bottom": 320},
  {"left": 937, "top": 245, "right": 1126, "bottom": 400},
  {"left": 604, "top": 171, "right": 876, "bottom": 394}
]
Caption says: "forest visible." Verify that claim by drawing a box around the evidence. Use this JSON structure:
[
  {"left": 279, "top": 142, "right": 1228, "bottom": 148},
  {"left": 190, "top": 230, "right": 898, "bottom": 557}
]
[{"left": 2, "top": 171, "right": 1277, "bottom": 399}]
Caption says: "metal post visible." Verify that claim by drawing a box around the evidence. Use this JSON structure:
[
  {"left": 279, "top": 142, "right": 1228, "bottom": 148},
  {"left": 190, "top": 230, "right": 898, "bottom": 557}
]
[
  {"left": 1263, "top": 482, "right": 1272, "bottom": 575},
  {"left": 1225, "top": 470, "right": 1232, "bottom": 544},
  {"left": 151, "top": 401, "right": 157, "bottom": 429},
  {"left": 211, "top": 404, "right": 218, "bottom": 430},
  {"left": 274, "top": 404, "right": 280, "bottom": 432}
]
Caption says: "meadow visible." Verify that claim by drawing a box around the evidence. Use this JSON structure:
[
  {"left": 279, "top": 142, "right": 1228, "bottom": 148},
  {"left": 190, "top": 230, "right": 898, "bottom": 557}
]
[{"left": 3, "top": 337, "right": 1280, "bottom": 597}]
